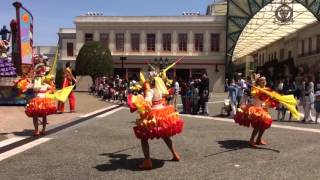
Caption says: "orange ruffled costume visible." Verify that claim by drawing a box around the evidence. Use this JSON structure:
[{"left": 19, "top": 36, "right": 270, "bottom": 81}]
[
  {"left": 128, "top": 94, "right": 184, "bottom": 140},
  {"left": 234, "top": 87, "right": 278, "bottom": 131},
  {"left": 25, "top": 97, "right": 57, "bottom": 117}
]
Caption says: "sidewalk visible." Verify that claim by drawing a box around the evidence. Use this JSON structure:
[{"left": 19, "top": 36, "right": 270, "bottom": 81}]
[{"left": 0, "top": 92, "right": 113, "bottom": 139}]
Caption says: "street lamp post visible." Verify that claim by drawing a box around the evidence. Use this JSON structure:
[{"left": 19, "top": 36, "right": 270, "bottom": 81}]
[{"left": 120, "top": 56, "right": 127, "bottom": 78}]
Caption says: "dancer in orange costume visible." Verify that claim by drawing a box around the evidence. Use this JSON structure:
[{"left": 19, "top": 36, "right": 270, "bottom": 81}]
[
  {"left": 25, "top": 66, "right": 57, "bottom": 136},
  {"left": 128, "top": 71, "right": 183, "bottom": 170},
  {"left": 234, "top": 76, "right": 278, "bottom": 147},
  {"left": 57, "top": 62, "right": 77, "bottom": 113}
]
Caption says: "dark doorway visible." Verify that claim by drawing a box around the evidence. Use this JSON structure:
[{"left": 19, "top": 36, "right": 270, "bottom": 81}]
[{"left": 176, "top": 69, "right": 189, "bottom": 82}]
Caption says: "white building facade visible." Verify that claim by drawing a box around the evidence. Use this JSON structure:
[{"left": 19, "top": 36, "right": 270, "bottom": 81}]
[
  {"left": 58, "top": 4, "right": 227, "bottom": 92},
  {"left": 253, "top": 22, "right": 320, "bottom": 79}
]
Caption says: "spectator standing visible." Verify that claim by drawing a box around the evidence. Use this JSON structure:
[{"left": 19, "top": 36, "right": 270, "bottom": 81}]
[
  {"left": 236, "top": 74, "right": 246, "bottom": 107},
  {"left": 173, "top": 80, "right": 180, "bottom": 110},
  {"left": 186, "top": 86, "right": 193, "bottom": 114},
  {"left": 243, "top": 76, "right": 252, "bottom": 104},
  {"left": 303, "top": 76, "right": 315, "bottom": 123},
  {"left": 199, "top": 73, "right": 210, "bottom": 115},
  {"left": 191, "top": 81, "right": 200, "bottom": 115},
  {"left": 227, "top": 79, "right": 238, "bottom": 116},
  {"left": 180, "top": 80, "right": 188, "bottom": 113},
  {"left": 314, "top": 73, "right": 320, "bottom": 123},
  {"left": 276, "top": 79, "right": 285, "bottom": 121}
]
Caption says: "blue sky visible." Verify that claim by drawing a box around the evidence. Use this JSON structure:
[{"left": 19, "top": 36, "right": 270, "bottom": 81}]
[{"left": 1, "top": 0, "right": 221, "bottom": 45}]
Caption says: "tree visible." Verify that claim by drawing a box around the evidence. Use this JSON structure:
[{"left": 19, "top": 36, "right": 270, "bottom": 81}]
[{"left": 76, "top": 41, "right": 113, "bottom": 82}]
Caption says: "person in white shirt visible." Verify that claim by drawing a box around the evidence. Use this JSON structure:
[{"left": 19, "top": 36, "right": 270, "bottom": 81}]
[{"left": 173, "top": 80, "right": 179, "bottom": 110}]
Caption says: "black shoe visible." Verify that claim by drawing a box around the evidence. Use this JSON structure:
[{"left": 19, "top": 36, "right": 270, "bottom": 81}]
[{"left": 202, "top": 113, "right": 209, "bottom": 116}]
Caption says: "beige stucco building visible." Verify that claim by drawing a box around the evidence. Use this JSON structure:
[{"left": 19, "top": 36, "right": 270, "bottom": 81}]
[
  {"left": 58, "top": 2, "right": 227, "bottom": 92},
  {"left": 249, "top": 22, "right": 320, "bottom": 79}
]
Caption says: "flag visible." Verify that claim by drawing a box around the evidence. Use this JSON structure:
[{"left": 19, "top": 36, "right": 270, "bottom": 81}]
[
  {"left": 46, "top": 85, "right": 74, "bottom": 102},
  {"left": 48, "top": 46, "right": 59, "bottom": 76},
  {"left": 253, "top": 86, "right": 300, "bottom": 120}
]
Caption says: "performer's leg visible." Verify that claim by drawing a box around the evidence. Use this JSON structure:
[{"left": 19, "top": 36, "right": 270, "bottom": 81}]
[
  {"left": 249, "top": 128, "right": 259, "bottom": 146},
  {"left": 69, "top": 92, "right": 76, "bottom": 112},
  {"left": 304, "top": 103, "right": 311, "bottom": 121},
  {"left": 163, "top": 137, "right": 180, "bottom": 161},
  {"left": 57, "top": 101, "right": 65, "bottom": 113},
  {"left": 41, "top": 116, "right": 47, "bottom": 135},
  {"left": 139, "top": 139, "right": 152, "bottom": 169},
  {"left": 256, "top": 130, "right": 267, "bottom": 145},
  {"left": 33, "top": 117, "right": 40, "bottom": 136}
]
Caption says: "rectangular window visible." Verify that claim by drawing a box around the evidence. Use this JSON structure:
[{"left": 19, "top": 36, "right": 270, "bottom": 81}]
[
  {"left": 99, "top": 33, "right": 109, "bottom": 47},
  {"left": 194, "top": 33, "right": 204, "bottom": 52},
  {"left": 178, "top": 33, "right": 188, "bottom": 52},
  {"left": 131, "top": 33, "right": 140, "bottom": 52},
  {"left": 308, "top": 37, "right": 312, "bottom": 54},
  {"left": 67, "top": 42, "right": 73, "bottom": 57},
  {"left": 162, "top": 33, "right": 172, "bottom": 51},
  {"left": 210, "top": 33, "right": 220, "bottom": 52},
  {"left": 301, "top": 40, "right": 305, "bottom": 56},
  {"left": 116, "top": 33, "right": 125, "bottom": 52},
  {"left": 274, "top": 52, "right": 277, "bottom": 60},
  {"left": 317, "top": 35, "right": 320, "bottom": 53},
  {"left": 85, "top": 33, "right": 93, "bottom": 42},
  {"left": 147, "top": 34, "right": 156, "bottom": 52},
  {"left": 262, "top": 53, "right": 264, "bottom": 62}
]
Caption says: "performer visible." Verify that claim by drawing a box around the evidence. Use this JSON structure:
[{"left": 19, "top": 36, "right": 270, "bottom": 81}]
[
  {"left": 25, "top": 65, "right": 56, "bottom": 136},
  {"left": 234, "top": 76, "right": 278, "bottom": 147},
  {"left": 57, "top": 62, "right": 77, "bottom": 113},
  {"left": 128, "top": 71, "right": 184, "bottom": 170}
]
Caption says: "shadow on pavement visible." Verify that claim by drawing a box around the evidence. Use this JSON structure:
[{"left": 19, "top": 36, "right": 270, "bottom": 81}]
[
  {"left": 11, "top": 129, "right": 34, "bottom": 136},
  {"left": 94, "top": 153, "right": 165, "bottom": 171},
  {"left": 0, "top": 129, "right": 33, "bottom": 137},
  {"left": 204, "top": 140, "right": 280, "bottom": 157}
]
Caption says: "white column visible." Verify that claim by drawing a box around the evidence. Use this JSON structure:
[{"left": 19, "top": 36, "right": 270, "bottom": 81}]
[
  {"left": 109, "top": 31, "right": 115, "bottom": 53},
  {"left": 204, "top": 30, "right": 210, "bottom": 55},
  {"left": 125, "top": 30, "right": 130, "bottom": 54},
  {"left": 94, "top": 30, "right": 99, "bottom": 42},
  {"left": 76, "top": 30, "right": 84, "bottom": 54},
  {"left": 140, "top": 30, "right": 146, "bottom": 54},
  {"left": 156, "top": 31, "right": 162, "bottom": 54},
  {"left": 172, "top": 30, "right": 178, "bottom": 54},
  {"left": 188, "top": 31, "right": 194, "bottom": 55}
]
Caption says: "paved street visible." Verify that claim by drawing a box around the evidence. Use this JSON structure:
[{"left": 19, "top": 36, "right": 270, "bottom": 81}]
[
  {"left": 1, "top": 94, "right": 320, "bottom": 179},
  {"left": 0, "top": 93, "right": 114, "bottom": 139}
]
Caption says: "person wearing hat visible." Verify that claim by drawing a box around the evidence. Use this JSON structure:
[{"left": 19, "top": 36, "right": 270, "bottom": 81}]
[
  {"left": 127, "top": 70, "right": 183, "bottom": 170},
  {"left": 57, "top": 62, "right": 77, "bottom": 113},
  {"left": 25, "top": 64, "right": 56, "bottom": 136},
  {"left": 234, "top": 76, "right": 278, "bottom": 147}
]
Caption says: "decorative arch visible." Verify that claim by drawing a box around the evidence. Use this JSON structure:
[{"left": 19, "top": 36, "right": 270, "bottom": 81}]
[{"left": 226, "top": 0, "right": 320, "bottom": 77}]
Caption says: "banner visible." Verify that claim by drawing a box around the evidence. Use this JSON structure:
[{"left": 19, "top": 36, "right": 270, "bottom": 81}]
[{"left": 19, "top": 7, "right": 33, "bottom": 65}]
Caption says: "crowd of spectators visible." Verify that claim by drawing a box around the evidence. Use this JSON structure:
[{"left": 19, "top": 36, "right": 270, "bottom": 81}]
[
  {"left": 225, "top": 72, "right": 320, "bottom": 124},
  {"left": 177, "top": 73, "right": 210, "bottom": 115},
  {"left": 89, "top": 75, "right": 128, "bottom": 104},
  {"left": 89, "top": 73, "right": 211, "bottom": 116}
]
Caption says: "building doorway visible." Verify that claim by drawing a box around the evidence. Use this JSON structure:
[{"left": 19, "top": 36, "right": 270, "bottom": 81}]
[{"left": 175, "top": 69, "right": 189, "bottom": 82}]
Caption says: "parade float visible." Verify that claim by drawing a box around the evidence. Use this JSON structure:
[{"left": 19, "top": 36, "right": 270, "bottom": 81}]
[{"left": 0, "top": 2, "right": 38, "bottom": 105}]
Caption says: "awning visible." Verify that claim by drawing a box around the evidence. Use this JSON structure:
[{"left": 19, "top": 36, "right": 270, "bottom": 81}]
[{"left": 233, "top": 0, "right": 317, "bottom": 60}]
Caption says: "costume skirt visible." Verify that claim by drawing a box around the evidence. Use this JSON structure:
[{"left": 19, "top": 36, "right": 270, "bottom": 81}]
[
  {"left": 133, "top": 105, "right": 184, "bottom": 140},
  {"left": 25, "top": 97, "right": 57, "bottom": 117},
  {"left": 234, "top": 105, "right": 272, "bottom": 131}
]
